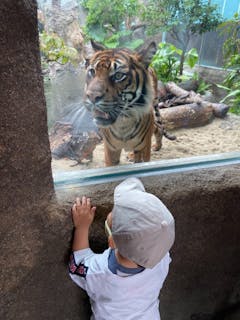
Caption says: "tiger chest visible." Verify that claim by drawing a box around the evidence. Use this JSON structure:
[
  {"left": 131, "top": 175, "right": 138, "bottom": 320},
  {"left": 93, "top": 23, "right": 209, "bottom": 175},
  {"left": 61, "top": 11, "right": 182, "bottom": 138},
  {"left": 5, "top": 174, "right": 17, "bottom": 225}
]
[{"left": 101, "top": 112, "right": 153, "bottom": 152}]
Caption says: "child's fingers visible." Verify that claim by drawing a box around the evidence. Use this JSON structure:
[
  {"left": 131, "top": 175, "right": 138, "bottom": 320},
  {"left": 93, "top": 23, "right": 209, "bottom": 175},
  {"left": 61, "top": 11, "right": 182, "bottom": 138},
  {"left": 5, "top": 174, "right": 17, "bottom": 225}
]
[
  {"left": 91, "top": 206, "right": 96, "bottom": 216},
  {"left": 76, "top": 197, "right": 81, "bottom": 206},
  {"left": 81, "top": 196, "right": 87, "bottom": 206},
  {"left": 72, "top": 203, "right": 76, "bottom": 213},
  {"left": 87, "top": 197, "right": 91, "bottom": 208}
]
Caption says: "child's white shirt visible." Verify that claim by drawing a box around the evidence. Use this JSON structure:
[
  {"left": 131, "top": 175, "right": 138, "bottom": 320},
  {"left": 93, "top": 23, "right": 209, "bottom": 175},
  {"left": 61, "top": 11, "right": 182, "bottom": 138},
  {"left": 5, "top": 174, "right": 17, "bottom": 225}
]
[{"left": 69, "top": 248, "right": 171, "bottom": 320}]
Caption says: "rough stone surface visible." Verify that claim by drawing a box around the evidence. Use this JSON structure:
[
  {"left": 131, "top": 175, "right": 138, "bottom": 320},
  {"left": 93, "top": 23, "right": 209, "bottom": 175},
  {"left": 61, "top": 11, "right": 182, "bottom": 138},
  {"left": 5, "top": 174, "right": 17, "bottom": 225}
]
[
  {"left": 54, "top": 164, "right": 240, "bottom": 320},
  {"left": 0, "top": 1, "right": 54, "bottom": 318},
  {"left": 0, "top": 0, "right": 54, "bottom": 207},
  {"left": 43, "top": 4, "right": 84, "bottom": 55}
]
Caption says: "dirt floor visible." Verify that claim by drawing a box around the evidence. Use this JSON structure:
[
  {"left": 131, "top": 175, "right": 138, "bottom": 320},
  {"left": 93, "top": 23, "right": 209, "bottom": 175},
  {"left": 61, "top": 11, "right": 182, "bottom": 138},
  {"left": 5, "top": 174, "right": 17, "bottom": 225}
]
[{"left": 51, "top": 113, "right": 240, "bottom": 172}]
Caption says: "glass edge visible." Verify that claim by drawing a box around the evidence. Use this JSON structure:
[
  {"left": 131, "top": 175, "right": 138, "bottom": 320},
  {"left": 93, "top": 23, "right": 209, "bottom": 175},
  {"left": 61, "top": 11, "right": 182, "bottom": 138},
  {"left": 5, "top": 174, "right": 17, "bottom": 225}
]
[{"left": 53, "top": 151, "right": 240, "bottom": 189}]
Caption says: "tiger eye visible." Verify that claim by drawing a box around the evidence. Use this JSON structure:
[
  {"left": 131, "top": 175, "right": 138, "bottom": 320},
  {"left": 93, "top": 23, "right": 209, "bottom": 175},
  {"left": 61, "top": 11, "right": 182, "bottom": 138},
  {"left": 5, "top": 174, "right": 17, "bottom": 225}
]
[
  {"left": 113, "top": 72, "right": 126, "bottom": 82},
  {"left": 88, "top": 68, "right": 95, "bottom": 78}
]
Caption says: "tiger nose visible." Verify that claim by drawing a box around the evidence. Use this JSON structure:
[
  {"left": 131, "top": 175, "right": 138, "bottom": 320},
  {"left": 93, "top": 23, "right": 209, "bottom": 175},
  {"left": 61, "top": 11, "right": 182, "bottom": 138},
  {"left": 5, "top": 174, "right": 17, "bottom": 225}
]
[{"left": 86, "top": 90, "right": 104, "bottom": 104}]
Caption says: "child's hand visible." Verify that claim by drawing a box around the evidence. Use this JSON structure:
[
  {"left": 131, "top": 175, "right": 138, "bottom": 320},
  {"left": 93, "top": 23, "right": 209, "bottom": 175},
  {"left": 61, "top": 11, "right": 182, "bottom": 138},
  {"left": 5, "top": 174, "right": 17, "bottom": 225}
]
[{"left": 72, "top": 196, "right": 96, "bottom": 230}]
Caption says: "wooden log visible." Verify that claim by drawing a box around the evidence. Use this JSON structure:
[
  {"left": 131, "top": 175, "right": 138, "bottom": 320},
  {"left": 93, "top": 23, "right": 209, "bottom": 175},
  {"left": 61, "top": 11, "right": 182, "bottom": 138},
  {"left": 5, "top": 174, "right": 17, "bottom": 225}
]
[
  {"left": 159, "top": 103, "right": 214, "bottom": 130},
  {"left": 49, "top": 122, "right": 73, "bottom": 159},
  {"left": 157, "top": 80, "right": 168, "bottom": 99},
  {"left": 211, "top": 103, "right": 230, "bottom": 118},
  {"left": 164, "top": 82, "right": 202, "bottom": 104},
  {"left": 49, "top": 121, "right": 101, "bottom": 163},
  {"left": 165, "top": 82, "right": 230, "bottom": 118},
  {"left": 158, "top": 94, "right": 202, "bottom": 108},
  {"left": 165, "top": 82, "right": 190, "bottom": 97}
]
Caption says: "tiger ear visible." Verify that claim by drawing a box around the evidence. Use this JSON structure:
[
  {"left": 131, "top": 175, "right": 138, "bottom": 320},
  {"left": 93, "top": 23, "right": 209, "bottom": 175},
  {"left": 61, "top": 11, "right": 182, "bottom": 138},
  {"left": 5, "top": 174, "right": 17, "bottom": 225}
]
[
  {"left": 138, "top": 42, "right": 157, "bottom": 67},
  {"left": 90, "top": 39, "right": 106, "bottom": 52},
  {"left": 84, "top": 58, "right": 90, "bottom": 69}
]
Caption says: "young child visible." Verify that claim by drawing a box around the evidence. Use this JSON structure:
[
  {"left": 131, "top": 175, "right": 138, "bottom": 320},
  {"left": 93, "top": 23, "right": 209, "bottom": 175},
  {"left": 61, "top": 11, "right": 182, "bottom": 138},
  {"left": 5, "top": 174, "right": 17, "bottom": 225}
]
[{"left": 69, "top": 177, "right": 175, "bottom": 320}]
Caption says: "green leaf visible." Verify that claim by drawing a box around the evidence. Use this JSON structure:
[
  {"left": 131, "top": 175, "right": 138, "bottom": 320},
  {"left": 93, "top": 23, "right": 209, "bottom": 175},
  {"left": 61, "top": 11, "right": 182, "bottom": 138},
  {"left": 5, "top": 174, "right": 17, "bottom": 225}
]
[
  {"left": 124, "top": 39, "right": 144, "bottom": 50},
  {"left": 216, "top": 84, "right": 231, "bottom": 91},
  {"left": 185, "top": 48, "right": 198, "bottom": 68},
  {"left": 220, "top": 89, "right": 240, "bottom": 103}
]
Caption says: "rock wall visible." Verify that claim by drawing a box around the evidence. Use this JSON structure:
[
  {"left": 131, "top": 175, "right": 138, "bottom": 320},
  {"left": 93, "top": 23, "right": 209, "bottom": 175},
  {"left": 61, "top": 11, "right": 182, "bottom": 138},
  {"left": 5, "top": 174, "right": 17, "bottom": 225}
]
[
  {"left": 40, "top": 3, "right": 85, "bottom": 57},
  {"left": 52, "top": 164, "right": 240, "bottom": 320},
  {"left": 0, "top": 1, "right": 54, "bottom": 319}
]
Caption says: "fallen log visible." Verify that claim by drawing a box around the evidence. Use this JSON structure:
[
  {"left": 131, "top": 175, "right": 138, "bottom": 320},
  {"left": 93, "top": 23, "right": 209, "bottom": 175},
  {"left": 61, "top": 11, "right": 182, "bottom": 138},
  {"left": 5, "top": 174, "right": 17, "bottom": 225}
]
[
  {"left": 158, "top": 94, "right": 202, "bottom": 108},
  {"left": 159, "top": 103, "right": 214, "bottom": 130},
  {"left": 211, "top": 103, "right": 230, "bottom": 118},
  {"left": 157, "top": 80, "right": 168, "bottom": 99},
  {"left": 49, "top": 121, "right": 102, "bottom": 163},
  {"left": 165, "top": 81, "right": 190, "bottom": 97},
  {"left": 163, "top": 81, "right": 229, "bottom": 118}
]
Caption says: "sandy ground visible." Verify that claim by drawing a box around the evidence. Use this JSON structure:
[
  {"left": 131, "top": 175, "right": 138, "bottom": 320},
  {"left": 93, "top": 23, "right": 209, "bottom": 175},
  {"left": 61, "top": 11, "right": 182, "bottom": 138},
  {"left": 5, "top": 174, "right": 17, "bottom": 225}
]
[{"left": 52, "top": 113, "right": 240, "bottom": 172}]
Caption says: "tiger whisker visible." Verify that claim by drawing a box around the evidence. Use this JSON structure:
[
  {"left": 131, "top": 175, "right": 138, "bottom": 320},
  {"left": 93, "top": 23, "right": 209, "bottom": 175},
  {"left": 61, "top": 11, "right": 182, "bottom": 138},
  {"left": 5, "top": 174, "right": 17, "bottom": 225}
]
[{"left": 119, "top": 111, "right": 131, "bottom": 117}]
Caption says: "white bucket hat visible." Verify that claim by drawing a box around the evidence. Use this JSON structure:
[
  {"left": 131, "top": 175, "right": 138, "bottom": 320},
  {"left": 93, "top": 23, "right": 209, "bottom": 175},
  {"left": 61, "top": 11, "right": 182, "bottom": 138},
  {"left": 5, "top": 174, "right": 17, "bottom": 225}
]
[{"left": 112, "top": 177, "right": 175, "bottom": 268}]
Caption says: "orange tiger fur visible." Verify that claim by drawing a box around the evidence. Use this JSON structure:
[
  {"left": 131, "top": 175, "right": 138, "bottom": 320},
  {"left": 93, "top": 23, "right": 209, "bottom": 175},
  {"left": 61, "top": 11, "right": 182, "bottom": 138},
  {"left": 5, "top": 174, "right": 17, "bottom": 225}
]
[{"left": 84, "top": 40, "right": 166, "bottom": 166}]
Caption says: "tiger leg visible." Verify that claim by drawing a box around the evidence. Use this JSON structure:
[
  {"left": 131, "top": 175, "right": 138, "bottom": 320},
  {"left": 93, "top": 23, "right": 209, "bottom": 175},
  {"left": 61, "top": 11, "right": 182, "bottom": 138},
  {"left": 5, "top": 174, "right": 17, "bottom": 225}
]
[
  {"left": 104, "top": 143, "right": 121, "bottom": 167},
  {"left": 133, "top": 150, "right": 143, "bottom": 163},
  {"left": 142, "top": 139, "right": 152, "bottom": 162},
  {"left": 134, "top": 145, "right": 151, "bottom": 163},
  {"left": 152, "top": 125, "right": 163, "bottom": 151},
  {"left": 135, "top": 131, "right": 152, "bottom": 163},
  {"left": 126, "top": 151, "right": 135, "bottom": 162}
]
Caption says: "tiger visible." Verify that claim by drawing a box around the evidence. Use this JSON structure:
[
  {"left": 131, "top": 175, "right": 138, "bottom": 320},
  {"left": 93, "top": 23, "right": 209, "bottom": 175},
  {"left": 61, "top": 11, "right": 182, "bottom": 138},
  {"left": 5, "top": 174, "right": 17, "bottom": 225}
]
[{"left": 84, "top": 40, "right": 175, "bottom": 166}]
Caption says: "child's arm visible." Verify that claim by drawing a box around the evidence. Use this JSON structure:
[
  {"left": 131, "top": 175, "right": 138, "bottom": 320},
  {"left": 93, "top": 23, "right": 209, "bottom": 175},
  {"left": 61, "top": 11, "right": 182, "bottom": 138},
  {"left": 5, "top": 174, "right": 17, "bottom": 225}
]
[{"left": 71, "top": 196, "right": 96, "bottom": 251}]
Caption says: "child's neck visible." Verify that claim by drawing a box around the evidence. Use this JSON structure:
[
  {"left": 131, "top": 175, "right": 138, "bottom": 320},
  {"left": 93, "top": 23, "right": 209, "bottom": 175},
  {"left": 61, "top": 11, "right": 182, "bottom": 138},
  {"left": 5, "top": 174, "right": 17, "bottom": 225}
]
[{"left": 115, "top": 249, "right": 139, "bottom": 268}]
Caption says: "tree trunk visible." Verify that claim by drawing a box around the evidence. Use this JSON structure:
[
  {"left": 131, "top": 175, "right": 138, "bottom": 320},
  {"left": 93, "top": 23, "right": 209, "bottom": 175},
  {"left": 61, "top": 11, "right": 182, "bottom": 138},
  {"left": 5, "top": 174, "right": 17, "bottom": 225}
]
[
  {"left": 0, "top": 1, "right": 59, "bottom": 319},
  {"left": 179, "top": 50, "right": 185, "bottom": 76},
  {"left": 0, "top": 0, "right": 54, "bottom": 207}
]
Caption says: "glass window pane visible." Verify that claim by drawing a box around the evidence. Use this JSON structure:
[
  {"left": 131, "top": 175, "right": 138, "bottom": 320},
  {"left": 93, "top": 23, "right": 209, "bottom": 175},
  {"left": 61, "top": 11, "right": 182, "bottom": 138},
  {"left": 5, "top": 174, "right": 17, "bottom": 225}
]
[
  {"left": 37, "top": 0, "right": 240, "bottom": 182},
  {"left": 223, "top": 0, "right": 239, "bottom": 18}
]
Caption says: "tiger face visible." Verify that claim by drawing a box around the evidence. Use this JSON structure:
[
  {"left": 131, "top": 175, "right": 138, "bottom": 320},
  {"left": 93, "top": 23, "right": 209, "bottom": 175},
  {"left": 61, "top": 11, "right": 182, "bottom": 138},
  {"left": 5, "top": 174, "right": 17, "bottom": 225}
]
[{"left": 84, "top": 41, "right": 157, "bottom": 128}]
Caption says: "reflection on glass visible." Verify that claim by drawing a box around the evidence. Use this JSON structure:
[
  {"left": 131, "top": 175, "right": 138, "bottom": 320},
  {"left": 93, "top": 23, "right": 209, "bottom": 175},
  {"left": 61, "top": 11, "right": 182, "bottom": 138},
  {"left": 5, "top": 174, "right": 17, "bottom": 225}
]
[{"left": 37, "top": 0, "right": 240, "bottom": 177}]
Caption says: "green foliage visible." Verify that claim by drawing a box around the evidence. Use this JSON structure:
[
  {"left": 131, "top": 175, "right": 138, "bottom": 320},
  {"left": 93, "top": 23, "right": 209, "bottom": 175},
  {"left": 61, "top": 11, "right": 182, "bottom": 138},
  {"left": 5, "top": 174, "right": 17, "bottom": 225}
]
[
  {"left": 40, "top": 31, "right": 78, "bottom": 65},
  {"left": 80, "top": 0, "right": 140, "bottom": 34},
  {"left": 196, "top": 78, "right": 212, "bottom": 94},
  {"left": 103, "top": 32, "right": 144, "bottom": 50},
  {"left": 218, "top": 14, "right": 240, "bottom": 115},
  {"left": 85, "top": 28, "right": 144, "bottom": 50},
  {"left": 143, "top": 0, "right": 222, "bottom": 35},
  {"left": 185, "top": 48, "right": 198, "bottom": 68},
  {"left": 79, "top": 0, "right": 143, "bottom": 50},
  {"left": 79, "top": 0, "right": 88, "bottom": 7},
  {"left": 218, "top": 13, "right": 240, "bottom": 64},
  {"left": 124, "top": 38, "right": 145, "bottom": 50},
  {"left": 218, "top": 66, "right": 240, "bottom": 115},
  {"left": 150, "top": 42, "right": 198, "bottom": 83},
  {"left": 143, "top": 0, "right": 221, "bottom": 76},
  {"left": 142, "top": 0, "right": 222, "bottom": 47},
  {"left": 151, "top": 43, "right": 181, "bottom": 83}
]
